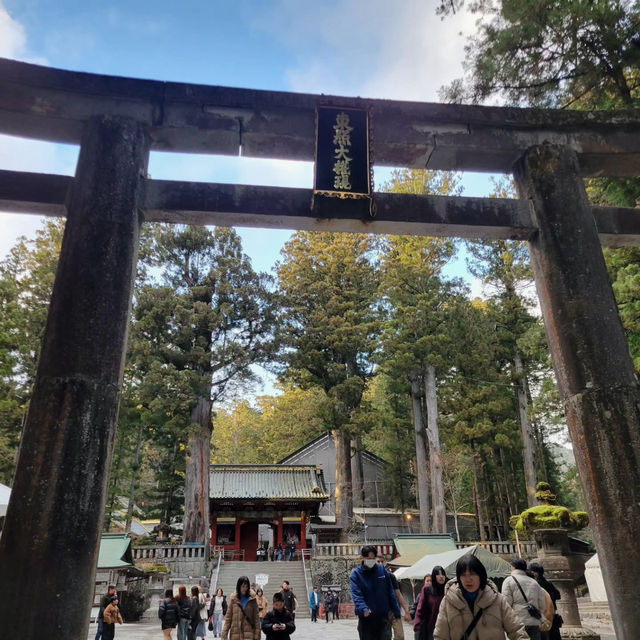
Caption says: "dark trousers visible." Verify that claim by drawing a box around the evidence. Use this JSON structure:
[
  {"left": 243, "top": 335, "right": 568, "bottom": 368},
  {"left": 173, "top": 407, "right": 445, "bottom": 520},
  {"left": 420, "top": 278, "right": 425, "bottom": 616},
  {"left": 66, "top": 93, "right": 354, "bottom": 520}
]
[
  {"left": 94, "top": 618, "right": 104, "bottom": 640},
  {"left": 358, "top": 616, "right": 390, "bottom": 640},
  {"left": 102, "top": 622, "right": 115, "bottom": 640},
  {"left": 525, "top": 627, "right": 541, "bottom": 640},
  {"left": 311, "top": 607, "right": 318, "bottom": 621}
]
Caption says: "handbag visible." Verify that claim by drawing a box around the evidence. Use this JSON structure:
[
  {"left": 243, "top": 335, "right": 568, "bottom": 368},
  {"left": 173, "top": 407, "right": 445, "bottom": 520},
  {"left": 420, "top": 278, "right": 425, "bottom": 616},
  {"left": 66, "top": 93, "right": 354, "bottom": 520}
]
[
  {"left": 461, "top": 607, "right": 484, "bottom": 640},
  {"left": 512, "top": 576, "right": 542, "bottom": 619},
  {"left": 199, "top": 595, "right": 209, "bottom": 621},
  {"left": 208, "top": 619, "right": 214, "bottom": 631},
  {"left": 539, "top": 588, "right": 554, "bottom": 632}
]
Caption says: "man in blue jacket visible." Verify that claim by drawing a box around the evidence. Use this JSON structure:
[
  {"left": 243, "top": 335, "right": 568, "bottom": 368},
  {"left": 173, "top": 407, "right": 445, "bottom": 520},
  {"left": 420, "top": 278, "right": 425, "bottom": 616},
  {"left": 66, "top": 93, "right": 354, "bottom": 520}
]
[{"left": 350, "top": 545, "right": 400, "bottom": 640}]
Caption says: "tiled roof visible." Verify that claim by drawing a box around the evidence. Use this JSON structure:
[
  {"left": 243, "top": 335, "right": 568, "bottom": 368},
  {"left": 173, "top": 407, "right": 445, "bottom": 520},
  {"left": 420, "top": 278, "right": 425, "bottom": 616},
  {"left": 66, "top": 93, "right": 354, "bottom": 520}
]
[
  {"left": 97, "top": 533, "right": 134, "bottom": 569},
  {"left": 210, "top": 465, "right": 329, "bottom": 501}
]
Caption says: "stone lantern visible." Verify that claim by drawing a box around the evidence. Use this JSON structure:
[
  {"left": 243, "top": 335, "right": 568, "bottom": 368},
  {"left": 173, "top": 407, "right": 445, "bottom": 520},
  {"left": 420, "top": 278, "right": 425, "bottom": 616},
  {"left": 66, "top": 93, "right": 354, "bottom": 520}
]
[{"left": 510, "top": 482, "right": 598, "bottom": 639}]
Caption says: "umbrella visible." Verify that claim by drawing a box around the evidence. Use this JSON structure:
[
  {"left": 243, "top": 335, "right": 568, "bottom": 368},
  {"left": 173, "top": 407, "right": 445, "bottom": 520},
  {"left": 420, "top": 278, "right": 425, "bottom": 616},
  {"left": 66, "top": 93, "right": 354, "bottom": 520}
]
[{"left": 398, "top": 545, "right": 512, "bottom": 581}]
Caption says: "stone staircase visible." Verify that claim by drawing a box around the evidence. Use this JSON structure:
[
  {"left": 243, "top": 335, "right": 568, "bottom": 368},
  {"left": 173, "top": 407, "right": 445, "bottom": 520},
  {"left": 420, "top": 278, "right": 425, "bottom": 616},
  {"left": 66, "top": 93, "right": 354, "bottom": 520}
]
[{"left": 213, "top": 560, "right": 309, "bottom": 615}]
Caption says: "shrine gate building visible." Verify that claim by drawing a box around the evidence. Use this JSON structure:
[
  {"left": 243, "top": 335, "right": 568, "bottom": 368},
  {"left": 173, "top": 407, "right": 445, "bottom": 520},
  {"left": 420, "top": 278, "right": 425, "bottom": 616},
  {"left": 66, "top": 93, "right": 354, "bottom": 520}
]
[{"left": 209, "top": 464, "right": 328, "bottom": 561}]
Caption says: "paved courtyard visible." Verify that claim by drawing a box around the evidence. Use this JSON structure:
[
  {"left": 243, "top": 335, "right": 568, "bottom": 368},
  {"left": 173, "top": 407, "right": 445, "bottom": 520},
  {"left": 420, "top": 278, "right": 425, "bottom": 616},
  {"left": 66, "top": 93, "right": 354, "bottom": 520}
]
[
  {"left": 87, "top": 617, "right": 617, "bottom": 640},
  {"left": 87, "top": 617, "right": 410, "bottom": 640}
]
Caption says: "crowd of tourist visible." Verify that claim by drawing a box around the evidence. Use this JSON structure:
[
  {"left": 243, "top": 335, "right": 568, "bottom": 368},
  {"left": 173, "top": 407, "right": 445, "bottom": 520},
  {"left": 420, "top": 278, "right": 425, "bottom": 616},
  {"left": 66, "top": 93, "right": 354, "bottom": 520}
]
[
  {"left": 95, "top": 546, "right": 562, "bottom": 640},
  {"left": 350, "top": 544, "right": 562, "bottom": 640}
]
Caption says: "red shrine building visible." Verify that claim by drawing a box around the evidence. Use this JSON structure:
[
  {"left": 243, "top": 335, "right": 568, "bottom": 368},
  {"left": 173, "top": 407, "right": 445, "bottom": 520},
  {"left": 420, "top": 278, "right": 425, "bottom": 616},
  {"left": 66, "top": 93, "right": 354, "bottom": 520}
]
[{"left": 209, "top": 464, "right": 329, "bottom": 561}]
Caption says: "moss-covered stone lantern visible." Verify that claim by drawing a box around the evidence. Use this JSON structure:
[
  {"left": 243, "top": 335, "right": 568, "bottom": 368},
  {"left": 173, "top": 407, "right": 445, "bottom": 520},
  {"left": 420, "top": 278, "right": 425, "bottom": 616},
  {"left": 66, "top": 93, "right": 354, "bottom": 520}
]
[{"left": 510, "top": 482, "right": 598, "bottom": 640}]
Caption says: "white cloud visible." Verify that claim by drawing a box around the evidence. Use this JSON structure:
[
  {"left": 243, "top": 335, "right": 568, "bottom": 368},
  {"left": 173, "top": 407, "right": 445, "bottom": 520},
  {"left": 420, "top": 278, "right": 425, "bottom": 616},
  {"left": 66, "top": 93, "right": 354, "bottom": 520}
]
[
  {"left": 0, "top": 3, "right": 26, "bottom": 59},
  {"left": 255, "top": 0, "right": 475, "bottom": 102}
]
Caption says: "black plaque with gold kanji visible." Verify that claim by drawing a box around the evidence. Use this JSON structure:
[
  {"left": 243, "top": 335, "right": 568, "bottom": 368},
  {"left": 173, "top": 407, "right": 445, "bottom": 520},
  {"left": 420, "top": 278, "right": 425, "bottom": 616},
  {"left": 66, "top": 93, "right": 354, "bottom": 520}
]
[{"left": 314, "top": 106, "right": 370, "bottom": 199}]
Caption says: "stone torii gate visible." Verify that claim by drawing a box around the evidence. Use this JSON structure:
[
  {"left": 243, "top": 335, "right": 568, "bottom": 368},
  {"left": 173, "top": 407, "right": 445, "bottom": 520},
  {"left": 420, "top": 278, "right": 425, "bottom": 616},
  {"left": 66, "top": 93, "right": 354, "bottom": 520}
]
[{"left": 0, "top": 58, "right": 639, "bottom": 639}]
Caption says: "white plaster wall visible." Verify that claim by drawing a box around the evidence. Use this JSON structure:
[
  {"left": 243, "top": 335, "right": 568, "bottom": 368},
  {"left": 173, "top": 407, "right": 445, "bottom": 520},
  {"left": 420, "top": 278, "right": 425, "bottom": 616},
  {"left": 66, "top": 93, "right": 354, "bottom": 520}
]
[{"left": 584, "top": 554, "right": 609, "bottom": 602}]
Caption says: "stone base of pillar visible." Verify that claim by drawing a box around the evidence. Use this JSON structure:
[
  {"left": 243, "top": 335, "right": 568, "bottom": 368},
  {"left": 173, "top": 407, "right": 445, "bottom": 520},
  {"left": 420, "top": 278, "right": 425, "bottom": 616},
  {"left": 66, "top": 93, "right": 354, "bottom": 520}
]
[{"left": 560, "top": 626, "right": 600, "bottom": 639}]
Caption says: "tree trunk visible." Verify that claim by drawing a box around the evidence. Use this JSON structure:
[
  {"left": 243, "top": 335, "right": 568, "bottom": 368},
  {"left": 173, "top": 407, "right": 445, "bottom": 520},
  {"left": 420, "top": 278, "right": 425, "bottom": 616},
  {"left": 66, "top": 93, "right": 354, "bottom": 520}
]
[
  {"left": 334, "top": 430, "right": 353, "bottom": 541},
  {"left": 125, "top": 427, "right": 143, "bottom": 532},
  {"left": 351, "top": 436, "right": 365, "bottom": 509},
  {"left": 471, "top": 450, "right": 487, "bottom": 542},
  {"left": 524, "top": 376, "right": 548, "bottom": 482},
  {"left": 183, "top": 395, "right": 212, "bottom": 546},
  {"left": 411, "top": 375, "right": 430, "bottom": 533},
  {"left": 498, "top": 448, "right": 517, "bottom": 518},
  {"left": 513, "top": 350, "right": 538, "bottom": 506},
  {"left": 425, "top": 365, "right": 445, "bottom": 533}
]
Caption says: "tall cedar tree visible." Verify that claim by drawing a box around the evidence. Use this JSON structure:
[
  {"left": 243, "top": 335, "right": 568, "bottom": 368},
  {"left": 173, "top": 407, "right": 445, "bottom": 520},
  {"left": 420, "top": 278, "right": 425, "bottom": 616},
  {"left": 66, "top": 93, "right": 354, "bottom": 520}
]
[
  {"left": 437, "top": 0, "right": 640, "bottom": 514},
  {"left": 441, "top": 298, "right": 525, "bottom": 540},
  {"left": 379, "top": 169, "right": 463, "bottom": 532},
  {"left": 276, "top": 232, "right": 379, "bottom": 539},
  {"left": 0, "top": 220, "right": 64, "bottom": 483},
  {"left": 132, "top": 225, "right": 275, "bottom": 543},
  {"left": 465, "top": 236, "right": 542, "bottom": 506}
]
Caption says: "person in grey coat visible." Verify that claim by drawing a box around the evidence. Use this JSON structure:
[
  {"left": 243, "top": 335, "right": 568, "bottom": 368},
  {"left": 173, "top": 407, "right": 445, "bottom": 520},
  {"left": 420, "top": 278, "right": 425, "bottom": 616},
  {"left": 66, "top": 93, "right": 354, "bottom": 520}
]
[{"left": 501, "top": 558, "right": 547, "bottom": 640}]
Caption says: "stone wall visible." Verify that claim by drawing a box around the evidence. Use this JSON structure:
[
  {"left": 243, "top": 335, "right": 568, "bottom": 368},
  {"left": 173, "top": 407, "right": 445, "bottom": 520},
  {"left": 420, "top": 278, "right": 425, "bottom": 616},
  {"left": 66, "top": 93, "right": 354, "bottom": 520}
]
[{"left": 310, "top": 557, "right": 361, "bottom": 603}]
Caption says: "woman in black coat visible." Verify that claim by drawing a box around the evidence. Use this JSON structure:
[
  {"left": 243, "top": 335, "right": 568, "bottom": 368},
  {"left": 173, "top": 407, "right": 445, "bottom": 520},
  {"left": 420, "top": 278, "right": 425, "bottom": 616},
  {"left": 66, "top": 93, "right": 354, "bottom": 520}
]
[{"left": 529, "top": 563, "right": 562, "bottom": 640}]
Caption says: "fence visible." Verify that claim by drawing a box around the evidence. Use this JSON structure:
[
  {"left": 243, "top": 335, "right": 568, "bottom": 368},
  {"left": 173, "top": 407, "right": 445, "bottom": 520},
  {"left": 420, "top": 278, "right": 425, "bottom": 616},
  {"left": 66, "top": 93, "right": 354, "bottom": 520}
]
[
  {"left": 132, "top": 544, "right": 206, "bottom": 562},
  {"left": 313, "top": 542, "right": 395, "bottom": 557},
  {"left": 456, "top": 541, "right": 537, "bottom": 557}
]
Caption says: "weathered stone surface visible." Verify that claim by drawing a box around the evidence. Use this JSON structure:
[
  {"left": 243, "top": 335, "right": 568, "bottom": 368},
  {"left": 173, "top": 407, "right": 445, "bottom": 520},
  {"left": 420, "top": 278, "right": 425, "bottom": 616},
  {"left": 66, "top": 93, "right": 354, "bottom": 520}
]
[
  {"left": 514, "top": 144, "right": 640, "bottom": 640},
  {"left": 0, "top": 116, "right": 150, "bottom": 639},
  {"left": 310, "top": 557, "right": 360, "bottom": 601}
]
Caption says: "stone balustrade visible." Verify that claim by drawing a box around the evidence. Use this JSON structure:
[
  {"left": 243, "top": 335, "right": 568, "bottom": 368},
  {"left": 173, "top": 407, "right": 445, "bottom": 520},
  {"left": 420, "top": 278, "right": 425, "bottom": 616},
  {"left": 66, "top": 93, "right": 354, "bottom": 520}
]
[{"left": 132, "top": 544, "right": 206, "bottom": 562}]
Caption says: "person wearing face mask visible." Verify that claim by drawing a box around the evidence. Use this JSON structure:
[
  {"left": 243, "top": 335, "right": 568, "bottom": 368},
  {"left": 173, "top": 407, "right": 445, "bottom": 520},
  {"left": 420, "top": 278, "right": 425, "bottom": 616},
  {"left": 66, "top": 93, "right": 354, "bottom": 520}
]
[
  {"left": 351, "top": 545, "right": 401, "bottom": 640},
  {"left": 433, "top": 555, "right": 528, "bottom": 640}
]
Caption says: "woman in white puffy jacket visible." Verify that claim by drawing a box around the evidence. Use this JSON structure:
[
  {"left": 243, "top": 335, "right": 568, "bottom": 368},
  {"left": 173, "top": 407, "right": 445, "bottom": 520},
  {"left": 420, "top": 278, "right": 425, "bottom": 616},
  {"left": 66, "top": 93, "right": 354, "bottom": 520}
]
[{"left": 434, "top": 555, "right": 529, "bottom": 640}]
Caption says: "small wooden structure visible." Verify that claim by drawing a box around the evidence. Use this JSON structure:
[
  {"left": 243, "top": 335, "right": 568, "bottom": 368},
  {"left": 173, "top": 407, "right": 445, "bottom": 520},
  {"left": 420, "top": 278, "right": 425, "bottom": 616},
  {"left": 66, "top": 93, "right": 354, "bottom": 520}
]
[{"left": 0, "top": 58, "right": 639, "bottom": 639}]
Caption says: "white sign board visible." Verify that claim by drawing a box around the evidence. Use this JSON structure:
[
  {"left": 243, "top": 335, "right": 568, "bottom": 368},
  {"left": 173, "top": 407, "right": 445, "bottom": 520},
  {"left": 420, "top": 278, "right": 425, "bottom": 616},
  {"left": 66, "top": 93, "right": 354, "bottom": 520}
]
[{"left": 255, "top": 573, "right": 269, "bottom": 588}]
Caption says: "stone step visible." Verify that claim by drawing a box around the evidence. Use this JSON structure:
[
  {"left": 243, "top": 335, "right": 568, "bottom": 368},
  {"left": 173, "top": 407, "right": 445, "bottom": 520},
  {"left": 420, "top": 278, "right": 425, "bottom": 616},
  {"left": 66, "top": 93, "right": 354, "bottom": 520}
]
[{"left": 214, "top": 560, "right": 309, "bottom": 614}]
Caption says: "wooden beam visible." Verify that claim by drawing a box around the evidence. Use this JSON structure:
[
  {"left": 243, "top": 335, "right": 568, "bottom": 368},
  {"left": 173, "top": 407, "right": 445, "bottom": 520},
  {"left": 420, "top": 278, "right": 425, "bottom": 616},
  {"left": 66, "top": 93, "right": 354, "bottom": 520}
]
[
  {"left": 1, "top": 169, "right": 639, "bottom": 246},
  {"left": 2, "top": 58, "right": 640, "bottom": 176},
  {"left": 0, "top": 169, "right": 69, "bottom": 217}
]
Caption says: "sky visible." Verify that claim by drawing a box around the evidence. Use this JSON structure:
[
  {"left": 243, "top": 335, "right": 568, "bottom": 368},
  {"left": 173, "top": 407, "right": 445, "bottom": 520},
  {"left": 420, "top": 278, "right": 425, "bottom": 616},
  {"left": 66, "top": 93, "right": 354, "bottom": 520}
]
[{"left": 0, "top": 0, "right": 499, "bottom": 394}]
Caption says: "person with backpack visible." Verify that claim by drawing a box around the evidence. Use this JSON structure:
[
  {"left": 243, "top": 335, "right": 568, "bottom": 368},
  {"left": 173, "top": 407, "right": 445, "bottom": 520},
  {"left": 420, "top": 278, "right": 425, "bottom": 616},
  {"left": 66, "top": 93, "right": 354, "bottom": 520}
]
[
  {"left": 351, "top": 545, "right": 400, "bottom": 640},
  {"left": 433, "top": 554, "right": 528, "bottom": 640},
  {"left": 159, "top": 588, "right": 180, "bottom": 639}
]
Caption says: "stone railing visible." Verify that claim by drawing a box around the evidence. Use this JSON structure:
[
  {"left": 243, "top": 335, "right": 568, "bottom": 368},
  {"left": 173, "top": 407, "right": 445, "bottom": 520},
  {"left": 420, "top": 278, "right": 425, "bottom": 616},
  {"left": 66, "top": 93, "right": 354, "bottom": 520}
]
[
  {"left": 456, "top": 540, "right": 537, "bottom": 558},
  {"left": 132, "top": 544, "right": 207, "bottom": 562},
  {"left": 314, "top": 542, "right": 394, "bottom": 557}
]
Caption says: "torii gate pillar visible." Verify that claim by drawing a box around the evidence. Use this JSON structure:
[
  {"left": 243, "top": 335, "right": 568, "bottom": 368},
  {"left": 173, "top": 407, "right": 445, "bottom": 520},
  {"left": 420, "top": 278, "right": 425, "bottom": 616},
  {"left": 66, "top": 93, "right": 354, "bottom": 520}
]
[
  {"left": 514, "top": 144, "right": 640, "bottom": 640},
  {"left": 0, "top": 116, "right": 150, "bottom": 639}
]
